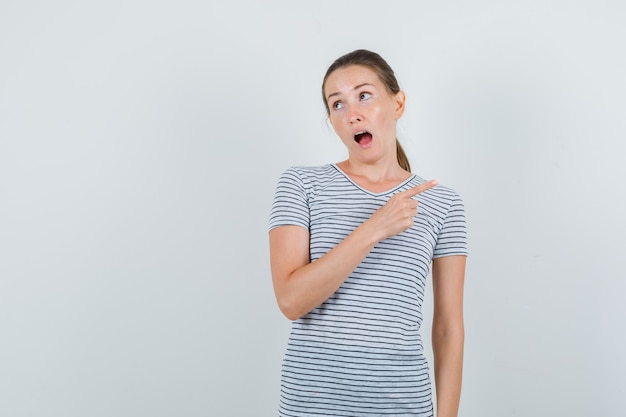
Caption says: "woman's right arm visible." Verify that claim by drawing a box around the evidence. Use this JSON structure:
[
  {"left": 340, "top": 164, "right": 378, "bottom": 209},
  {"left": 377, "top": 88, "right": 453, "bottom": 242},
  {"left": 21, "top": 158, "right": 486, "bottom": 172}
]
[
  {"left": 269, "top": 180, "right": 437, "bottom": 320},
  {"left": 269, "top": 223, "right": 379, "bottom": 320}
]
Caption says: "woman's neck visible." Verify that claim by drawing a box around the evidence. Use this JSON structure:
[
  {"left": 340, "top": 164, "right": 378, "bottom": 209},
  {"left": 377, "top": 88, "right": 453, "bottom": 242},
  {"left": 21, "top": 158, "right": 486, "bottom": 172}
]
[{"left": 336, "top": 159, "right": 411, "bottom": 192}]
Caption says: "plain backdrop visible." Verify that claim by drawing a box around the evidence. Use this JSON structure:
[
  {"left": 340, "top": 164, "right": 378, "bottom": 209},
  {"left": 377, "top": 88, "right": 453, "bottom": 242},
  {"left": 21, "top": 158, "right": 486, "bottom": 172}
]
[{"left": 1, "top": 1, "right": 625, "bottom": 416}]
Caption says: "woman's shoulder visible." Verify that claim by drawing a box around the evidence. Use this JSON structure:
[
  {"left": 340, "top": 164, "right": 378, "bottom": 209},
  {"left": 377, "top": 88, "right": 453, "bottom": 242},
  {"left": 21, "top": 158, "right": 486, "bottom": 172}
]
[
  {"left": 283, "top": 163, "right": 335, "bottom": 175},
  {"left": 278, "top": 164, "right": 340, "bottom": 184},
  {"left": 274, "top": 164, "right": 346, "bottom": 200}
]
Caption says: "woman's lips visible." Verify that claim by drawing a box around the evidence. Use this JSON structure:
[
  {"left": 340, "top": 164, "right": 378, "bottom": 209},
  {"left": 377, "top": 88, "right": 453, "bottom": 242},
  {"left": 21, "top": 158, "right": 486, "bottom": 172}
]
[{"left": 354, "top": 131, "right": 373, "bottom": 147}]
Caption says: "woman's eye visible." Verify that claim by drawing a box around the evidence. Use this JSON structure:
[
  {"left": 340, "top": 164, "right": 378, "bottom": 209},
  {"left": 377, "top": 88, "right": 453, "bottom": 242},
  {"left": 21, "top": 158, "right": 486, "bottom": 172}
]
[
  {"left": 360, "top": 92, "right": 372, "bottom": 101},
  {"left": 333, "top": 101, "right": 344, "bottom": 110}
]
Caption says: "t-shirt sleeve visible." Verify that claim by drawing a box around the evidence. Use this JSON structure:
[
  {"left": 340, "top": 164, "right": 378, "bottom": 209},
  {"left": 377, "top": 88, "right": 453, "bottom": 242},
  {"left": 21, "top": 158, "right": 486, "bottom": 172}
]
[
  {"left": 433, "top": 192, "right": 468, "bottom": 258},
  {"left": 268, "top": 167, "right": 310, "bottom": 231}
]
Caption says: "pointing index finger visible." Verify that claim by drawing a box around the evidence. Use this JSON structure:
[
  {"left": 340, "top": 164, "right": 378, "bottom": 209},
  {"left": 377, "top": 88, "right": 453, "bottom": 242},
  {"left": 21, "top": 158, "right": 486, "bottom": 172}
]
[{"left": 402, "top": 179, "right": 439, "bottom": 198}]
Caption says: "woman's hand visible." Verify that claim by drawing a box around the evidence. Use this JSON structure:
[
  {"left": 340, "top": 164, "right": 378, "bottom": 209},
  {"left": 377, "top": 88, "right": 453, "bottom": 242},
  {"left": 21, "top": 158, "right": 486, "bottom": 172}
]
[{"left": 364, "top": 179, "right": 439, "bottom": 241}]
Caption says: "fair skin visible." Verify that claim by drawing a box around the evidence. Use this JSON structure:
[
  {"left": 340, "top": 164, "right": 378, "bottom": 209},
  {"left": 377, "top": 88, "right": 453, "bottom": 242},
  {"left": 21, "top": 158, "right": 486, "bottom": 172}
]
[{"left": 269, "top": 64, "right": 465, "bottom": 417}]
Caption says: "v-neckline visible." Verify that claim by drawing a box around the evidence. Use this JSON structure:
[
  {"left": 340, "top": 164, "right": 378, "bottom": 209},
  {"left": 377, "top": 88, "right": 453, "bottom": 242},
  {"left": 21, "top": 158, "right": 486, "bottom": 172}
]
[{"left": 331, "top": 163, "right": 415, "bottom": 196}]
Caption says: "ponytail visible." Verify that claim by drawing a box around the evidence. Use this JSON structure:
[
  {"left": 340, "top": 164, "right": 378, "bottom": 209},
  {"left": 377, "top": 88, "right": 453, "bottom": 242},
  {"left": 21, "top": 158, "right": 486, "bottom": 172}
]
[{"left": 396, "top": 139, "right": 411, "bottom": 173}]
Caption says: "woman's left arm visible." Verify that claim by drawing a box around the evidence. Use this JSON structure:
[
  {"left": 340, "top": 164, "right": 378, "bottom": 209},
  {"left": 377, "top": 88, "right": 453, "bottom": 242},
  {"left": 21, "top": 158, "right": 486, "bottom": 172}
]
[{"left": 432, "top": 255, "right": 467, "bottom": 417}]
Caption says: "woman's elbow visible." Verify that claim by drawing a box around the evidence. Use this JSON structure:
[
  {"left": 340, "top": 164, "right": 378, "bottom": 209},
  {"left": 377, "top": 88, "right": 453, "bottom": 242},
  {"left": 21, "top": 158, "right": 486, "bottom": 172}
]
[
  {"left": 279, "top": 304, "right": 300, "bottom": 321},
  {"left": 281, "top": 310, "right": 301, "bottom": 321},
  {"left": 276, "top": 295, "right": 304, "bottom": 321}
]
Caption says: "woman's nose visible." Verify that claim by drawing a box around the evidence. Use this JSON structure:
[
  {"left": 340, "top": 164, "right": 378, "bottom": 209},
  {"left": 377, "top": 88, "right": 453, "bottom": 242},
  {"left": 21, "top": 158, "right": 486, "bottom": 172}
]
[{"left": 348, "top": 108, "right": 362, "bottom": 124}]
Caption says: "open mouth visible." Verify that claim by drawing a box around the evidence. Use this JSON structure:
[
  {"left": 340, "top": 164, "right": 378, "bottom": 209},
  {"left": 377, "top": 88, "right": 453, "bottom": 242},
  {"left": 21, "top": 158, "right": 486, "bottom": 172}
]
[{"left": 354, "top": 131, "right": 373, "bottom": 146}]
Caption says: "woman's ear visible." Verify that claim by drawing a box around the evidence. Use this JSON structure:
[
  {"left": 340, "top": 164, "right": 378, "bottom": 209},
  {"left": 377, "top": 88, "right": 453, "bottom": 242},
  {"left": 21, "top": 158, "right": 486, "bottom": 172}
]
[{"left": 394, "top": 91, "right": 406, "bottom": 119}]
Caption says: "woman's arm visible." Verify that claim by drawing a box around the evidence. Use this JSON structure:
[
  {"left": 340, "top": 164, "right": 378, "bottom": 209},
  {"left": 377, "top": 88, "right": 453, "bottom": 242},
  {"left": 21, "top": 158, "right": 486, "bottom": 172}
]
[
  {"left": 432, "top": 255, "right": 466, "bottom": 417},
  {"left": 269, "top": 181, "right": 437, "bottom": 320},
  {"left": 269, "top": 223, "right": 378, "bottom": 320}
]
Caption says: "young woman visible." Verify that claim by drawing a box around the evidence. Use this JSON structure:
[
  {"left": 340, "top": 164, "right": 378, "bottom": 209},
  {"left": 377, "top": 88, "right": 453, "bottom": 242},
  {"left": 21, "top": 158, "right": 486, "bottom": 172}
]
[{"left": 269, "top": 49, "right": 467, "bottom": 417}]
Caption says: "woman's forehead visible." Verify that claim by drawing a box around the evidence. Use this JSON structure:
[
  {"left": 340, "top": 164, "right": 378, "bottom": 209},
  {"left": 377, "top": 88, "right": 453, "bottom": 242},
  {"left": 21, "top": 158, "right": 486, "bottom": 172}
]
[{"left": 324, "top": 65, "right": 382, "bottom": 95}]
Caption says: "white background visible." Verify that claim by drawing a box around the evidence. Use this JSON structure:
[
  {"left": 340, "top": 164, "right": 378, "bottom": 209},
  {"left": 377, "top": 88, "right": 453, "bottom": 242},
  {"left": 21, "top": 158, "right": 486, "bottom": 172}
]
[{"left": 1, "top": 1, "right": 625, "bottom": 416}]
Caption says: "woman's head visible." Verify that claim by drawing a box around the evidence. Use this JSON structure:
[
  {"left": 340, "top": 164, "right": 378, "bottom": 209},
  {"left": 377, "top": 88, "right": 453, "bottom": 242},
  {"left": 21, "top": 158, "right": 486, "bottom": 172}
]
[
  {"left": 322, "top": 50, "right": 411, "bottom": 172},
  {"left": 322, "top": 50, "right": 401, "bottom": 114}
]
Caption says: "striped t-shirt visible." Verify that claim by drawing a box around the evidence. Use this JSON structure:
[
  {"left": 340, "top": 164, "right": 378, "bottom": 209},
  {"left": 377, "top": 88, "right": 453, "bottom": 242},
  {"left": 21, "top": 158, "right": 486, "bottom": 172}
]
[{"left": 269, "top": 164, "right": 467, "bottom": 417}]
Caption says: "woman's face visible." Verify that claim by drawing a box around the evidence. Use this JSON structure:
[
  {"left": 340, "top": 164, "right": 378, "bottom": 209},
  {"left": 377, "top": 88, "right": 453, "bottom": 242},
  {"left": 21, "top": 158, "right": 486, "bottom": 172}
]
[{"left": 324, "top": 65, "right": 405, "bottom": 164}]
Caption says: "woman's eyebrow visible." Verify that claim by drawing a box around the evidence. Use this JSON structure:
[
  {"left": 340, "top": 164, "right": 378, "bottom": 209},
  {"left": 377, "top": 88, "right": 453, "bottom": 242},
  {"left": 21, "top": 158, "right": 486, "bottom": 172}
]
[
  {"left": 326, "top": 83, "right": 374, "bottom": 102},
  {"left": 353, "top": 82, "right": 374, "bottom": 90}
]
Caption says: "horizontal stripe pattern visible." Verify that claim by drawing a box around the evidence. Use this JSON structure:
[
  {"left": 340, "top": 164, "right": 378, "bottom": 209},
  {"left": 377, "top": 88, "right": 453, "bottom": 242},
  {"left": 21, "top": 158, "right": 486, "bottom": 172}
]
[{"left": 269, "top": 164, "right": 467, "bottom": 416}]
